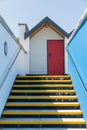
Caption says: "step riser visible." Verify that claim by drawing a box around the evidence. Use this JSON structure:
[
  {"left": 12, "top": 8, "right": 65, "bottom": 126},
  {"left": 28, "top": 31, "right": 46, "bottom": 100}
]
[
  {"left": 14, "top": 82, "right": 72, "bottom": 85},
  {"left": 10, "top": 93, "right": 75, "bottom": 96},
  {"left": 13, "top": 87, "right": 74, "bottom": 90},
  {"left": 2, "top": 115, "right": 83, "bottom": 118},
  {"left": 7, "top": 99, "right": 78, "bottom": 102},
  {"left": 0, "top": 124, "right": 86, "bottom": 128},
  {"left": 5, "top": 106, "right": 80, "bottom": 110},
  {"left": 16, "top": 77, "right": 70, "bottom": 80},
  {"left": 1, "top": 128, "right": 87, "bottom": 130}
]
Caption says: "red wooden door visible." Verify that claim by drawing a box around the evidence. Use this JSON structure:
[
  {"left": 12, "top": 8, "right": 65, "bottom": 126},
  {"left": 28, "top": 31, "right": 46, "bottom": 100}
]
[{"left": 48, "top": 40, "right": 64, "bottom": 75}]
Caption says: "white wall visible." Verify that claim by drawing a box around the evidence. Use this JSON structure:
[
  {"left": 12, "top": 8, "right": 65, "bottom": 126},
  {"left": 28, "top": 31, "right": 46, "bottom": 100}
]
[
  {"left": 0, "top": 22, "right": 28, "bottom": 116},
  {"left": 30, "top": 26, "right": 64, "bottom": 74},
  {"left": 19, "top": 24, "right": 30, "bottom": 74},
  {"left": 0, "top": 23, "right": 19, "bottom": 77},
  {"left": 64, "top": 37, "right": 68, "bottom": 74}
]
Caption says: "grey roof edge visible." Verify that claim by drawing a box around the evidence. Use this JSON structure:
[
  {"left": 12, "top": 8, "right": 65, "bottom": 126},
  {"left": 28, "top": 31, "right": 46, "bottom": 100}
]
[
  {"left": 25, "top": 16, "right": 70, "bottom": 39},
  {"left": 68, "top": 30, "right": 73, "bottom": 37},
  {"left": 0, "top": 15, "right": 27, "bottom": 53}
]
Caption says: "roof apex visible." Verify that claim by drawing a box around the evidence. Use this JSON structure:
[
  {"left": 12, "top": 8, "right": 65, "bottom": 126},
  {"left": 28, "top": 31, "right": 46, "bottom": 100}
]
[{"left": 25, "top": 16, "right": 69, "bottom": 39}]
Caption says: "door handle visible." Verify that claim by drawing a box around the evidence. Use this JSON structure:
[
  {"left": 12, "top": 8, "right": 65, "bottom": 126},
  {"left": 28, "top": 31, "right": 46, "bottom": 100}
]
[{"left": 49, "top": 53, "right": 51, "bottom": 56}]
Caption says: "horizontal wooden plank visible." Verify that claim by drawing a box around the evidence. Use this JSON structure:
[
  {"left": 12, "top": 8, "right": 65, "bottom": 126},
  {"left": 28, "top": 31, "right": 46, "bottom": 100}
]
[
  {"left": 8, "top": 95, "right": 77, "bottom": 100},
  {"left": 3, "top": 110, "right": 82, "bottom": 115},
  {"left": 17, "top": 75, "right": 70, "bottom": 78},
  {"left": 11, "top": 90, "right": 75, "bottom": 93},
  {"left": 5, "top": 102, "right": 80, "bottom": 107},
  {"left": 15, "top": 80, "right": 72, "bottom": 83},
  {"left": 0, "top": 118, "right": 85, "bottom": 125},
  {"left": 13, "top": 84, "right": 73, "bottom": 88}
]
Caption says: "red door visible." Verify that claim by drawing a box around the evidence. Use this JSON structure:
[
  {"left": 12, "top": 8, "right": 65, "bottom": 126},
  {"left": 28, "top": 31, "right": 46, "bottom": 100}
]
[{"left": 48, "top": 40, "right": 64, "bottom": 75}]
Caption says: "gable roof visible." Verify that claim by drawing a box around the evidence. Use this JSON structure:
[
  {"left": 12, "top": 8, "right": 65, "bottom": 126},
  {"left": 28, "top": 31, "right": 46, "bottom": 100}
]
[{"left": 25, "top": 17, "right": 70, "bottom": 39}]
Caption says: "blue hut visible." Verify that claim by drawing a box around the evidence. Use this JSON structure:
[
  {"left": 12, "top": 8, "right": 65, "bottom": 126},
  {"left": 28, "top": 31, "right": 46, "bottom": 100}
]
[{"left": 67, "top": 8, "right": 87, "bottom": 123}]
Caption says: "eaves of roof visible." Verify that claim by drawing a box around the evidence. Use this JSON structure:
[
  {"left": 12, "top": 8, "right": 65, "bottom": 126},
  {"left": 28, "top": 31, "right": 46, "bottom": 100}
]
[{"left": 25, "top": 17, "right": 70, "bottom": 39}]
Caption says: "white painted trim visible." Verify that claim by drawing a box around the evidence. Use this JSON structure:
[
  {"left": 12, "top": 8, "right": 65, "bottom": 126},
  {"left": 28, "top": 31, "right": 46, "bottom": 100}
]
[
  {"left": 67, "top": 8, "right": 87, "bottom": 45},
  {"left": 64, "top": 37, "right": 68, "bottom": 74}
]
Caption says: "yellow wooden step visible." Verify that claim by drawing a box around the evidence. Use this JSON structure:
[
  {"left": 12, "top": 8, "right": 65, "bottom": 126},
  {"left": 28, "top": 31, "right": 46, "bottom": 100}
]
[
  {"left": 11, "top": 90, "right": 75, "bottom": 93},
  {"left": 0, "top": 118, "right": 85, "bottom": 125},
  {"left": 17, "top": 75, "right": 70, "bottom": 78},
  {"left": 5, "top": 102, "right": 80, "bottom": 107},
  {"left": 3, "top": 110, "right": 82, "bottom": 115},
  {"left": 15, "top": 80, "right": 72, "bottom": 83},
  {"left": 8, "top": 95, "right": 77, "bottom": 100},
  {"left": 13, "top": 84, "right": 73, "bottom": 88}
]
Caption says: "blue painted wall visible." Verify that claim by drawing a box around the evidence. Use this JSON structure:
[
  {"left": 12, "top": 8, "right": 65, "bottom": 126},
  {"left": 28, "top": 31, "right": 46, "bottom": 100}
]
[{"left": 67, "top": 18, "right": 87, "bottom": 123}]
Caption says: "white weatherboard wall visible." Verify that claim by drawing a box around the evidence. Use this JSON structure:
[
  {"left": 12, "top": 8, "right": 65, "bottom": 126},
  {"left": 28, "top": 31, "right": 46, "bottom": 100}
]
[
  {"left": 0, "top": 23, "right": 19, "bottom": 78},
  {"left": 19, "top": 24, "right": 30, "bottom": 74},
  {"left": 0, "top": 20, "right": 27, "bottom": 116},
  {"left": 30, "top": 26, "right": 64, "bottom": 74}
]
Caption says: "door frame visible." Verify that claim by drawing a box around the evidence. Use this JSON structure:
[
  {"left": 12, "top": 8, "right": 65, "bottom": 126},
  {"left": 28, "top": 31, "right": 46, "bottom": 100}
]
[{"left": 47, "top": 40, "right": 65, "bottom": 75}]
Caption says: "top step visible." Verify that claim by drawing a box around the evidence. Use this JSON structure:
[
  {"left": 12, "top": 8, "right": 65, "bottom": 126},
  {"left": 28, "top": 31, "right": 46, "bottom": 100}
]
[{"left": 16, "top": 75, "right": 70, "bottom": 80}]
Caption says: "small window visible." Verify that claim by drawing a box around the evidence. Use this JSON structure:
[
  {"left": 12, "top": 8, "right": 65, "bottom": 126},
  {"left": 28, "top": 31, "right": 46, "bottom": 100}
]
[{"left": 4, "top": 42, "right": 8, "bottom": 56}]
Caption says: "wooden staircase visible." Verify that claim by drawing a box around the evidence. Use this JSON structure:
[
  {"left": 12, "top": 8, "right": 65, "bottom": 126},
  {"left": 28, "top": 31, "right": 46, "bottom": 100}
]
[{"left": 0, "top": 75, "right": 86, "bottom": 129}]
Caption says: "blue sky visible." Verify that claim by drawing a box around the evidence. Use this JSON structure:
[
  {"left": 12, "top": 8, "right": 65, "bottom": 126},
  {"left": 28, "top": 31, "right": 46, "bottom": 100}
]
[{"left": 0, "top": 0, "right": 87, "bottom": 36}]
